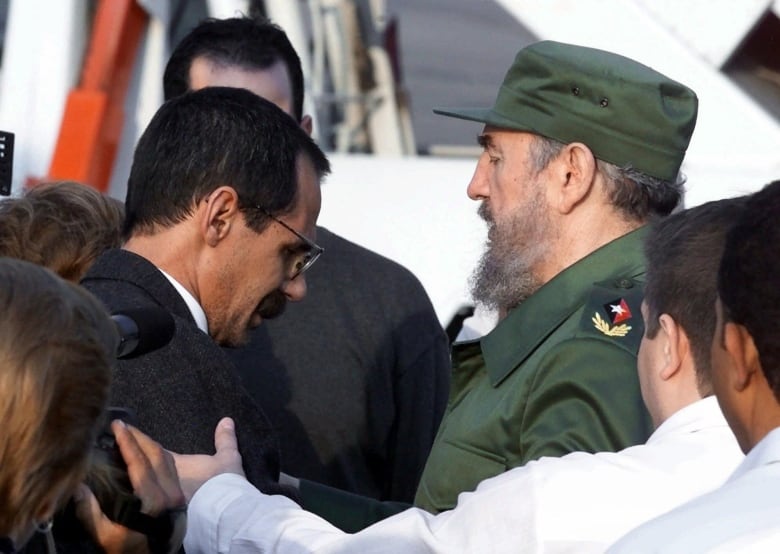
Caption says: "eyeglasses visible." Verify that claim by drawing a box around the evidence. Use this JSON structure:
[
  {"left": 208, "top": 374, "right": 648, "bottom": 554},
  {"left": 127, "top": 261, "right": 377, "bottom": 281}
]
[{"left": 254, "top": 206, "right": 323, "bottom": 280}]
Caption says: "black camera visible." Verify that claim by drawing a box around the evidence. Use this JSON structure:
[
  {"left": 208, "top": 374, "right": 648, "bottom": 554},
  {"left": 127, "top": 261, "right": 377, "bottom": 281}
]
[
  {"left": 88, "top": 408, "right": 187, "bottom": 554},
  {"left": 0, "top": 130, "right": 13, "bottom": 196},
  {"left": 27, "top": 410, "right": 186, "bottom": 554},
  {"left": 89, "top": 408, "right": 143, "bottom": 523}
]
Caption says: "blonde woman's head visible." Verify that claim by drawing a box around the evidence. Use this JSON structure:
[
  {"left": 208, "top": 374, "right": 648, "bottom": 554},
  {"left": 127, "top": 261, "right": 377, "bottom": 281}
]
[{"left": 0, "top": 258, "right": 115, "bottom": 546}]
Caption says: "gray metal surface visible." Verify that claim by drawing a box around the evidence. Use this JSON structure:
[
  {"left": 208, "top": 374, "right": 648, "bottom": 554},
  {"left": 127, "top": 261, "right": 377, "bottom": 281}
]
[{"left": 388, "top": 0, "right": 537, "bottom": 152}]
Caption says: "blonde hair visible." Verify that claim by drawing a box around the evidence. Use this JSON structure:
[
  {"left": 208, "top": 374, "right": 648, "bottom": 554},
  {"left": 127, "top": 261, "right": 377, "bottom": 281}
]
[
  {"left": 0, "top": 259, "right": 115, "bottom": 537},
  {"left": 0, "top": 181, "right": 124, "bottom": 282}
]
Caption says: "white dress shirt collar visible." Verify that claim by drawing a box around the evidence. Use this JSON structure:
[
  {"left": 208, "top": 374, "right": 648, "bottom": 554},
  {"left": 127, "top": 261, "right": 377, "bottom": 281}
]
[
  {"left": 646, "top": 395, "right": 724, "bottom": 444},
  {"left": 158, "top": 268, "right": 209, "bottom": 334},
  {"left": 728, "top": 425, "right": 780, "bottom": 482}
]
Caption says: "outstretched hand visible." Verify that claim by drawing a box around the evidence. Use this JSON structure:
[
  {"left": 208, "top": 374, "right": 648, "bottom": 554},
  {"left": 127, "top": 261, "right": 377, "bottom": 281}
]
[{"left": 172, "top": 417, "right": 245, "bottom": 502}]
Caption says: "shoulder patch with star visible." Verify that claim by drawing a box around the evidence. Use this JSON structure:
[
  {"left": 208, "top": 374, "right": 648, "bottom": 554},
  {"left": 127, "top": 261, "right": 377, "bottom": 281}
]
[{"left": 577, "top": 277, "right": 645, "bottom": 355}]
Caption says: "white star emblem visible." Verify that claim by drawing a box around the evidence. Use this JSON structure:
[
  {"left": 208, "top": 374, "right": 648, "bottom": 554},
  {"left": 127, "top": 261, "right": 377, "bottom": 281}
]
[{"left": 610, "top": 303, "right": 626, "bottom": 316}]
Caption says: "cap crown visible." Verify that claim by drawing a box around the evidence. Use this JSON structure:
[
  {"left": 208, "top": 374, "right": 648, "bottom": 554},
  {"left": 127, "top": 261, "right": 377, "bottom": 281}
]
[{"left": 435, "top": 41, "right": 698, "bottom": 181}]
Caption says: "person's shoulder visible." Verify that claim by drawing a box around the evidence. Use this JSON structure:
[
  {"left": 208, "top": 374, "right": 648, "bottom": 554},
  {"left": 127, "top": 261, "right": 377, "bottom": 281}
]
[
  {"left": 317, "top": 227, "right": 410, "bottom": 268},
  {"left": 572, "top": 276, "right": 645, "bottom": 356},
  {"left": 83, "top": 248, "right": 157, "bottom": 282},
  {"left": 315, "top": 226, "right": 428, "bottom": 291}
]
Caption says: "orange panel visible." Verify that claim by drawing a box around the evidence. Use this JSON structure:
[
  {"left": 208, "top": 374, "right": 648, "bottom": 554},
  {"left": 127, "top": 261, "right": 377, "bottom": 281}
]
[
  {"left": 46, "top": 0, "right": 148, "bottom": 191},
  {"left": 48, "top": 91, "right": 108, "bottom": 184}
]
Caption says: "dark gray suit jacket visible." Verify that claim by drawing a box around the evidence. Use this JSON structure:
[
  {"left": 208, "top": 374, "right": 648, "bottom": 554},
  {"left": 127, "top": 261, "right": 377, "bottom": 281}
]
[
  {"left": 227, "top": 227, "right": 450, "bottom": 502},
  {"left": 82, "top": 248, "right": 284, "bottom": 492}
]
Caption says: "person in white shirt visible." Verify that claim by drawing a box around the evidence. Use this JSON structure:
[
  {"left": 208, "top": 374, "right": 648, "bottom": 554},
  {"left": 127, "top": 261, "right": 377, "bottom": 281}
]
[
  {"left": 172, "top": 197, "right": 745, "bottom": 554},
  {"left": 609, "top": 180, "right": 780, "bottom": 553}
]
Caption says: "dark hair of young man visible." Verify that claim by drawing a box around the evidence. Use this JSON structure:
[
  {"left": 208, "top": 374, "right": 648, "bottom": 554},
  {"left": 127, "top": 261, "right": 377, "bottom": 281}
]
[
  {"left": 163, "top": 16, "right": 305, "bottom": 122},
  {"left": 643, "top": 196, "right": 747, "bottom": 395},
  {"left": 123, "top": 86, "right": 328, "bottom": 237},
  {"left": 718, "top": 180, "right": 780, "bottom": 400}
]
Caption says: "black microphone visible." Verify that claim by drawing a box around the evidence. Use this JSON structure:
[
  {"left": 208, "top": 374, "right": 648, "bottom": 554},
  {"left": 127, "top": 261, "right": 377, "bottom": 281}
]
[{"left": 112, "top": 307, "right": 175, "bottom": 359}]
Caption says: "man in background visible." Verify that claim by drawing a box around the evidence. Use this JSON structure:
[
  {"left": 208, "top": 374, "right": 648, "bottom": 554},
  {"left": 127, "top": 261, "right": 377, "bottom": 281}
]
[{"left": 164, "top": 16, "right": 450, "bottom": 503}]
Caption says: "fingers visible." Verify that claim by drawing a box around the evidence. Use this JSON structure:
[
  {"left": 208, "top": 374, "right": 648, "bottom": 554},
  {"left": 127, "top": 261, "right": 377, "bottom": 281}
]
[
  {"left": 214, "top": 417, "right": 239, "bottom": 455},
  {"left": 73, "top": 484, "right": 148, "bottom": 554},
  {"left": 112, "top": 420, "right": 185, "bottom": 515},
  {"left": 72, "top": 484, "right": 103, "bottom": 538},
  {"left": 171, "top": 418, "right": 246, "bottom": 502},
  {"left": 214, "top": 417, "right": 245, "bottom": 476}
]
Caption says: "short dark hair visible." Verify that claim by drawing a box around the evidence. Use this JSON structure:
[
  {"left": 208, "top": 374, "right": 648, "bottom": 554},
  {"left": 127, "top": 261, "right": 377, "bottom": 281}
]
[
  {"left": 718, "top": 180, "right": 780, "bottom": 401},
  {"left": 529, "top": 136, "right": 684, "bottom": 221},
  {"left": 123, "top": 86, "right": 329, "bottom": 237},
  {"left": 644, "top": 196, "right": 746, "bottom": 396},
  {"left": 163, "top": 16, "right": 305, "bottom": 121}
]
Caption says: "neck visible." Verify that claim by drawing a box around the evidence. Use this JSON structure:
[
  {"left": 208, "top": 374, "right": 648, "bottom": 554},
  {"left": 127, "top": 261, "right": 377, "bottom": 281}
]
[
  {"left": 743, "top": 388, "right": 780, "bottom": 452},
  {"left": 124, "top": 225, "right": 204, "bottom": 300},
  {"left": 539, "top": 213, "right": 642, "bottom": 286}
]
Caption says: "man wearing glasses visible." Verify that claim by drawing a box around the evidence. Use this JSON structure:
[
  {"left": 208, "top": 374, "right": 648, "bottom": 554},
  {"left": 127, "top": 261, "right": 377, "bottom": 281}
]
[
  {"left": 164, "top": 16, "right": 450, "bottom": 506},
  {"left": 81, "top": 86, "right": 330, "bottom": 496}
]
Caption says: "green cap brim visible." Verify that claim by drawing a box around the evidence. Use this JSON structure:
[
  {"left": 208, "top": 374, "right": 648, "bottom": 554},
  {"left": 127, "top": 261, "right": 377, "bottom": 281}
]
[{"left": 433, "top": 107, "right": 538, "bottom": 134}]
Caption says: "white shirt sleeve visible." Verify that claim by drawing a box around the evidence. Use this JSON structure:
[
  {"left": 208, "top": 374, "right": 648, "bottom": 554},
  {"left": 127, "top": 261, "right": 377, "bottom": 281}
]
[
  {"left": 183, "top": 461, "right": 602, "bottom": 554},
  {"left": 183, "top": 472, "right": 515, "bottom": 554},
  {"left": 184, "top": 473, "right": 335, "bottom": 553},
  {"left": 183, "top": 402, "right": 741, "bottom": 554}
]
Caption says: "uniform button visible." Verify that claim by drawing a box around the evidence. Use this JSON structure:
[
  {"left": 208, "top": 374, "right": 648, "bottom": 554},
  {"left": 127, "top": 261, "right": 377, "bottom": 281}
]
[{"left": 616, "top": 279, "right": 634, "bottom": 289}]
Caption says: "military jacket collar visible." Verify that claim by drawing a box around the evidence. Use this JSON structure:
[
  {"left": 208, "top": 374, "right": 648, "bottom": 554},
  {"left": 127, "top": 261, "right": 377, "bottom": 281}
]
[{"left": 476, "top": 227, "right": 648, "bottom": 386}]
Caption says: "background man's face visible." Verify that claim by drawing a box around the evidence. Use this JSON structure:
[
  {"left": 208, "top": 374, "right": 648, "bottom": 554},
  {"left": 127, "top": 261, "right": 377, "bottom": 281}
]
[{"left": 189, "top": 56, "right": 295, "bottom": 118}]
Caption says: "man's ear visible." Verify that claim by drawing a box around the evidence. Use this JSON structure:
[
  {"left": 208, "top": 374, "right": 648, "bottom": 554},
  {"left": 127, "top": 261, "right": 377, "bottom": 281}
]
[
  {"left": 658, "top": 313, "right": 687, "bottom": 381},
  {"left": 550, "top": 142, "right": 597, "bottom": 215},
  {"left": 300, "top": 115, "right": 313, "bottom": 137},
  {"left": 201, "top": 186, "right": 241, "bottom": 247},
  {"left": 724, "top": 322, "right": 762, "bottom": 392}
]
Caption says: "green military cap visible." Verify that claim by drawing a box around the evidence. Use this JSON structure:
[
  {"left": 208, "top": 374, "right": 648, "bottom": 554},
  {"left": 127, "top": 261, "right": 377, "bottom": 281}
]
[{"left": 434, "top": 41, "right": 698, "bottom": 181}]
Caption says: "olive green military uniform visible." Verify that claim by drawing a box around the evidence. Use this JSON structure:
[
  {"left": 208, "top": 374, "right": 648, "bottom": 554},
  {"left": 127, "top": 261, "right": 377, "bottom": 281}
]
[
  {"left": 416, "top": 227, "right": 653, "bottom": 512},
  {"left": 299, "top": 228, "right": 653, "bottom": 527}
]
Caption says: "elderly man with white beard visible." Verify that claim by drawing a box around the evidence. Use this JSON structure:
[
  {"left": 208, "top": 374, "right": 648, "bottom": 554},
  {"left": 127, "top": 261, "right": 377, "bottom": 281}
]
[
  {"left": 281, "top": 43, "right": 701, "bottom": 534},
  {"left": 411, "top": 40, "right": 700, "bottom": 516}
]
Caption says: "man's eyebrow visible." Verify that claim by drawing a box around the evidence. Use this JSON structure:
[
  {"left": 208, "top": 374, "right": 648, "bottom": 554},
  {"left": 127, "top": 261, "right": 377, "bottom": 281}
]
[{"left": 476, "top": 134, "right": 493, "bottom": 149}]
